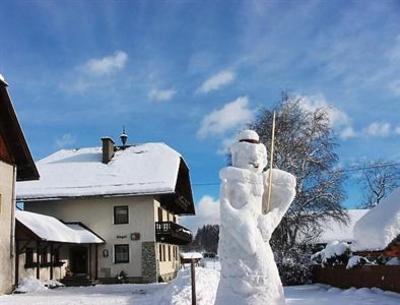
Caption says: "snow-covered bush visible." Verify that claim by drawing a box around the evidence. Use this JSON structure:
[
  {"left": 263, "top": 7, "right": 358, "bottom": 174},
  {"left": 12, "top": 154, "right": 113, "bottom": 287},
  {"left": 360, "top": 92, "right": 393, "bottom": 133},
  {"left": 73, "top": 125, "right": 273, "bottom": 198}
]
[
  {"left": 346, "top": 255, "right": 370, "bottom": 269},
  {"left": 15, "top": 277, "right": 47, "bottom": 293},
  {"left": 275, "top": 245, "right": 313, "bottom": 285},
  {"left": 311, "top": 240, "right": 351, "bottom": 266},
  {"left": 386, "top": 257, "right": 400, "bottom": 265},
  {"left": 15, "top": 277, "right": 63, "bottom": 293}
]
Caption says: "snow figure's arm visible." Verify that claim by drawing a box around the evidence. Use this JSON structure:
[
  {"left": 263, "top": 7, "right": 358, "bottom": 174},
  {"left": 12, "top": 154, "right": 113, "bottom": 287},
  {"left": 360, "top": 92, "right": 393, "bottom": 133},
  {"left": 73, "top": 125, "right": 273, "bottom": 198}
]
[
  {"left": 258, "top": 169, "right": 296, "bottom": 241},
  {"left": 220, "top": 179, "right": 258, "bottom": 255}
]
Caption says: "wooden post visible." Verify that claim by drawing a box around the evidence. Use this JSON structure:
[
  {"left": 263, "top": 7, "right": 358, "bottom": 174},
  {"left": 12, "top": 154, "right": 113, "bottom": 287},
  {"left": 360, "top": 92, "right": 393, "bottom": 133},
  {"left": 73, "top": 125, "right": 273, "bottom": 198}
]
[
  {"left": 50, "top": 243, "right": 54, "bottom": 280},
  {"left": 15, "top": 239, "right": 19, "bottom": 287},
  {"left": 88, "top": 245, "right": 92, "bottom": 280},
  {"left": 95, "top": 245, "right": 98, "bottom": 280},
  {"left": 36, "top": 241, "right": 40, "bottom": 279},
  {"left": 191, "top": 259, "right": 196, "bottom": 305}
]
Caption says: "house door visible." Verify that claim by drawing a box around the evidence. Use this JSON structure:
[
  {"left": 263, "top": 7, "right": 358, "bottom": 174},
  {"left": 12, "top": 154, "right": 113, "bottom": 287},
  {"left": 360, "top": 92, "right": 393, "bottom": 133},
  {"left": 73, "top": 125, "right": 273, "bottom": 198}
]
[{"left": 70, "top": 246, "right": 88, "bottom": 275}]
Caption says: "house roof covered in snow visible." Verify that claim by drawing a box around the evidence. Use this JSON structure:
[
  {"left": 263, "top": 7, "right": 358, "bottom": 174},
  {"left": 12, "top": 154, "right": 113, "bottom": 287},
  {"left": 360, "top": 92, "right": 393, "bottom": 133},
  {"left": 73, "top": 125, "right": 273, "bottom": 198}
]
[
  {"left": 0, "top": 75, "right": 39, "bottom": 181},
  {"left": 180, "top": 252, "right": 203, "bottom": 260},
  {"left": 352, "top": 188, "right": 400, "bottom": 252},
  {"left": 16, "top": 210, "right": 104, "bottom": 244},
  {"left": 16, "top": 143, "right": 195, "bottom": 212},
  {"left": 314, "top": 209, "right": 369, "bottom": 244}
]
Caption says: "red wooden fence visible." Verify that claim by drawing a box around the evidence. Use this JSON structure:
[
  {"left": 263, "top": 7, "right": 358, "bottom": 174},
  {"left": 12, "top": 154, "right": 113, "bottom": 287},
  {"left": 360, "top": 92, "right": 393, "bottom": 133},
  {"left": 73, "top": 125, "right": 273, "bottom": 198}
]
[{"left": 312, "top": 265, "right": 400, "bottom": 293}]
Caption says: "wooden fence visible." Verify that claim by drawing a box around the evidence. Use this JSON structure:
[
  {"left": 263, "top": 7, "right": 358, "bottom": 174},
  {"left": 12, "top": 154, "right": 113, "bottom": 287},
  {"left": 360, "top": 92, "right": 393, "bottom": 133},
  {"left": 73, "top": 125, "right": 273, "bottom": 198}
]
[{"left": 312, "top": 265, "right": 400, "bottom": 293}]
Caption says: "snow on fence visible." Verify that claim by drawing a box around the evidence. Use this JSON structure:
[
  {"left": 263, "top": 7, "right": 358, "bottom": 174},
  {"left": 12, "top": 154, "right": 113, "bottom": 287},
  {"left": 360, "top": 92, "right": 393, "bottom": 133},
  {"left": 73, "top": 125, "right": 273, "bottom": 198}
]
[{"left": 312, "top": 265, "right": 400, "bottom": 293}]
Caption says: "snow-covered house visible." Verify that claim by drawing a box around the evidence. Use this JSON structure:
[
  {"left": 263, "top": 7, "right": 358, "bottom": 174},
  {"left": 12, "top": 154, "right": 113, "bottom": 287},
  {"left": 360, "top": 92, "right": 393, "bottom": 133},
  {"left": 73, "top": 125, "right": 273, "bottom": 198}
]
[
  {"left": 352, "top": 188, "right": 400, "bottom": 258},
  {"left": 312, "top": 191, "right": 400, "bottom": 293},
  {"left": 0, "top": 75, "right": 39, "bottom": 294},
  {"left": 16, "top": 135, "right": 195, "bottom": 284},
  {"left": 313, "top": 209, "right": 369, "bottom": 246}
]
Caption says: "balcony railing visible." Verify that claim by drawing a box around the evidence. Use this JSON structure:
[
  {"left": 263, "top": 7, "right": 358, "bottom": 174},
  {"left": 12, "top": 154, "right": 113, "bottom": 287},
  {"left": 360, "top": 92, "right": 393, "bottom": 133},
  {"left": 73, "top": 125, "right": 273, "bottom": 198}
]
[{"left": 155, "top": 221, "right": 192, "bottom": 245}]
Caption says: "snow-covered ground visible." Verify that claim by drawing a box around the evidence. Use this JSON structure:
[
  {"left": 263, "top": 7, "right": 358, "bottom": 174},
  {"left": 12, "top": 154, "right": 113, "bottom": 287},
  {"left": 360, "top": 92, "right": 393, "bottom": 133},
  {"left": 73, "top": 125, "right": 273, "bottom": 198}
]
[{"left": 1, "top": 267, "right": 399, "bottom": 305}]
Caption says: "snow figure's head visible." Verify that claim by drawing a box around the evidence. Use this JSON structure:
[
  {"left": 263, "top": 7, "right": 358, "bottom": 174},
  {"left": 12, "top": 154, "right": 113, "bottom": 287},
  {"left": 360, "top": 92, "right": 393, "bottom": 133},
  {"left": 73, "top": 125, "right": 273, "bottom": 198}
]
[{"left": 230, "top": 130, "right": 267, "bottom": 173}]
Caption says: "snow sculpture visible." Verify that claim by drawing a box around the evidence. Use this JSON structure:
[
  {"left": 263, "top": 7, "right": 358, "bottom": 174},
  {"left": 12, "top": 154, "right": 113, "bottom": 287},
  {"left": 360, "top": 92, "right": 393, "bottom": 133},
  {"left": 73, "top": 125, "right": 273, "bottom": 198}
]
[{"left": 215, "top": 130, "right": 296, "bottom": 305}]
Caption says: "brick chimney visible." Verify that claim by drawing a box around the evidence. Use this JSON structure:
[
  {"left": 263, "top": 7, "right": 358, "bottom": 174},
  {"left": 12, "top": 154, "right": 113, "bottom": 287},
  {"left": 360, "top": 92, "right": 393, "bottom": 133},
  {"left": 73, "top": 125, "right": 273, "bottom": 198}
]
[{"left": 101, "top": 137, "right": 115, "bottom": 164}]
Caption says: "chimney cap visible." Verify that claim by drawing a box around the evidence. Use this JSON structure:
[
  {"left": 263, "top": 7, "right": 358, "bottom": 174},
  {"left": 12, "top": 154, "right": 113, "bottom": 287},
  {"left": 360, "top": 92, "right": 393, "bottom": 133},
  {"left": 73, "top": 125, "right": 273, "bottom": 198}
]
[{"left": 101, "top": 137, "right": 115, "bottom": 143}]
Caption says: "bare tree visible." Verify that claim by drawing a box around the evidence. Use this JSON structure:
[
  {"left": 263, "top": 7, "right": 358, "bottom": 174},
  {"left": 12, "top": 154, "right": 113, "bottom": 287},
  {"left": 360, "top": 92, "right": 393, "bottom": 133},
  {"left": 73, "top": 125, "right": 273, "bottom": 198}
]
[
  {"left": 358, "top": 160, "right": 400, "bottom": 208},
  {"left": 249, "top": 92, "right": 347, "bottom": 250}
]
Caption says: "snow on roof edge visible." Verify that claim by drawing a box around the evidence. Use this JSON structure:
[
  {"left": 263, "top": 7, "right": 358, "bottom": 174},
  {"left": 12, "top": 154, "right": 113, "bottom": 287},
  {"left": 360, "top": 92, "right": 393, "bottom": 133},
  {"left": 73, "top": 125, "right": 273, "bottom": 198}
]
[
  {"left": 17, "top": 188, "right": 175, "bottom": 202},
  {"left": 16, "top": 210, "right": 104, "bottom": 244},
  {"left": 180, "top": 252, "right": 203, "bottom": 259},
  {"left": 352, "top": 188, "right": 400, "bottom": 252}
]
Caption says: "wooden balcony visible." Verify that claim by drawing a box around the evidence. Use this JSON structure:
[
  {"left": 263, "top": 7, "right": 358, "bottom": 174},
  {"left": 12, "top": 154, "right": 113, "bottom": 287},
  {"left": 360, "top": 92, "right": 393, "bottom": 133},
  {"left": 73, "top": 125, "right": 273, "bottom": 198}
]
[{"left": 155, "top": 221, "right": 192, "bottom": 245}]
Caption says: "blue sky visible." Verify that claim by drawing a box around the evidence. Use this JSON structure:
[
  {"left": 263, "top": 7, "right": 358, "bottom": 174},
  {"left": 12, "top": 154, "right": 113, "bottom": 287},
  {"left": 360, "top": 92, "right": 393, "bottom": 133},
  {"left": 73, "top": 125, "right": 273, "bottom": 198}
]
[{"left": 2, "top": 1, "right": 400, "bottom": 229}]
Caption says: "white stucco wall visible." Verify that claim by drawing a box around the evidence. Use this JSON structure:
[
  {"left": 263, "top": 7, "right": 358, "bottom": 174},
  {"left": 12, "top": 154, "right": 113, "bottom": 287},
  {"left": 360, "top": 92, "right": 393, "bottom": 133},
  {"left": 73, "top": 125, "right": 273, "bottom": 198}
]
[{"left": 0, "top": 161, "right": 14, "bottom": 294}]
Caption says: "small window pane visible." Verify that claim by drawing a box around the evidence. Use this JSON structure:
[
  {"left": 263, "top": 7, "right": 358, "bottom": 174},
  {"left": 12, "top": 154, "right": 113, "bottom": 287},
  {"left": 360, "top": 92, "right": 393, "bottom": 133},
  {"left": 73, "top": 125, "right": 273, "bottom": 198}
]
[
  {"left": 41, "top": 248, "right": 48, "bottom": 264},
  {"left": 163, "top": 245, "right": 166, "bottom": 262},
  {"left": 158, "top": 208, "right": 163, "bottom": 222},
  {"left": 26, "top": 248, "right": 33, "bottom": 265},
  {"left": 54, "top": 248, "right": 60, "bottom": 263},
  {"left": 115, "top": 244, "right": 129, "bottom": 263},
  {"left": 159, "top": 244, "right": 162, "bottom": 261},
  {"left": 114, "top": 206, "right": 129, "bottom": 224}
]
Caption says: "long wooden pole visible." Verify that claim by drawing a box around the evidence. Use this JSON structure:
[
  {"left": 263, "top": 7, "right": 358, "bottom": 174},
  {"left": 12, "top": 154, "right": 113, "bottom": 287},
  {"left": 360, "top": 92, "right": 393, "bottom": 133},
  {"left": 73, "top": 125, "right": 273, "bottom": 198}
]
[
  {"left": 36, "top": 241, "right": 40, "bottom": 279},
  {"left": 50, "top": 243, "right": 54, "bottom": 280},
  {"left": 191, "top": 259, "right": 196, "bottom": 305},
  {"left": 15, "top": 239, "right": 19, "bottom": 287},
  {"left": 266, "top": 111, "right": 276, "bottom": 213}
]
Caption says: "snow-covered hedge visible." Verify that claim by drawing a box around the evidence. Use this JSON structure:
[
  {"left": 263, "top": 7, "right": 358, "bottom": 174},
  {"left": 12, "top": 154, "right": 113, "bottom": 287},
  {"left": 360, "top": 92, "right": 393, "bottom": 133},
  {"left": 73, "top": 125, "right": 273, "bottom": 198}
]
[
  {"left": 311, "top": 241, "right": 351, "bottom": 266},
  {"left": 309, "top": 240, "right": 394, "bottom": 269},
  {"left": 346, "top": 255, "right": 370, "bottom": 269},
  {"left": 386, "top": 257, "right": 400, "bottom": 265}
]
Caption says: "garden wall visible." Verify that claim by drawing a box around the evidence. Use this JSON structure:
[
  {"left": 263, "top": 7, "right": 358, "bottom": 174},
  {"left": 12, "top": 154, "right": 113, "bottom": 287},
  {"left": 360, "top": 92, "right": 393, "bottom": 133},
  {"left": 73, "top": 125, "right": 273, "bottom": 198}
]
[{"left": 312, "top": 265, "right": 400, "bottom": 293}]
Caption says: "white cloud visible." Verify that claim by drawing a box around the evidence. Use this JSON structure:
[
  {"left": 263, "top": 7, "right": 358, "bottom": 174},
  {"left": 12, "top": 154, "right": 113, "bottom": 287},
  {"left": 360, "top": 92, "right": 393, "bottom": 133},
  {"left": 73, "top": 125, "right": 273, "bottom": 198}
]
[
  {"left": 82, "top": 51, "right": 128, "bottom": 76},
  {"left": 149, "top": 88, "right": 176, "bottom": 102},
  {"left": 181, "top": 196, "right": 220, "bottom": 232},
  {"left": 364, "top": 122, "right": 391, "bottom": 137},
  {"left": 297, "top": 94, "right": 350, "bottom": 128},
  {"left": 298, "top": 95, "right": 399, "bottom": 139},
  {"left": 197, "top": 96, "right": 255, "bottom": 138},
  {"left": 196, "top": 70, "right": 235, "bottom": 94},
  {"left": 297, "top": 94, "right": 358, "bottom": 140},
  {"left": 66, "top": 50, "right": 128, "bottom": 93},
  {"left": 55, "top": 133, "right": 76, "bottom": 148},
  {"left": 340, "top": 126, "right": 357, "bottom": 140},
  {"left": 217, "top": 137, "right": 235, "bottom": 155}
]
